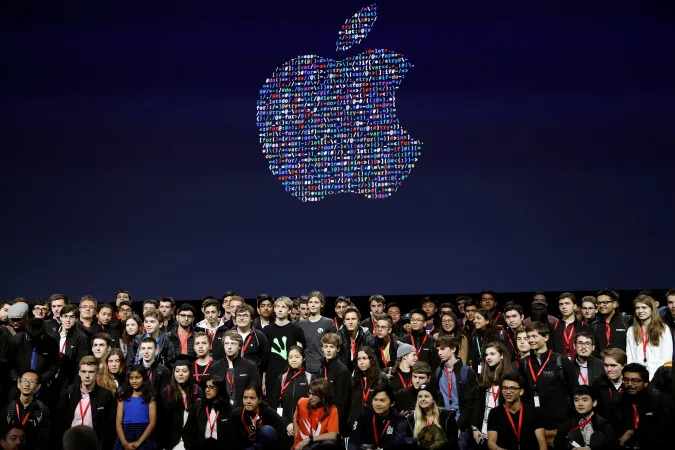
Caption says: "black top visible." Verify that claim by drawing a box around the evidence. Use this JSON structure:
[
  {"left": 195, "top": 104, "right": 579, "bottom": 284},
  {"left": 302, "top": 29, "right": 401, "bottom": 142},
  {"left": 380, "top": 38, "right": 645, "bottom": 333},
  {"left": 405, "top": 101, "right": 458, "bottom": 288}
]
[
  {"left": 349, "top": 408, "right": 410, "bottom": 450},
  {"left": 230, "top": 405, "right": 288, "bottom": 450},
  {"left": 261, "top": 321, "right": 306, "bottom": 388},
  {"left": 487, "top": 403, "right": 543, "bottom": 450}
]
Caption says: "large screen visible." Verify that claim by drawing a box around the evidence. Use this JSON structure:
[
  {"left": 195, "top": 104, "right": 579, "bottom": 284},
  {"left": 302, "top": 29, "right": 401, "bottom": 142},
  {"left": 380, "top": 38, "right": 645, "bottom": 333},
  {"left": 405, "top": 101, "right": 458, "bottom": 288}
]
[{"left": 2, "top": 1, "right": 673, "bottom": 300}]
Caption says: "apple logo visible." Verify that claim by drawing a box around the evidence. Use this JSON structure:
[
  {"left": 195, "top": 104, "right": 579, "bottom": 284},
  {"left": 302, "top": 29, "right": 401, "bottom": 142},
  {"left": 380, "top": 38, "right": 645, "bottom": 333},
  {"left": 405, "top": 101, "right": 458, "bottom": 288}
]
[{"left": 256, "top": 4, "right": 422, "bottom": 202}]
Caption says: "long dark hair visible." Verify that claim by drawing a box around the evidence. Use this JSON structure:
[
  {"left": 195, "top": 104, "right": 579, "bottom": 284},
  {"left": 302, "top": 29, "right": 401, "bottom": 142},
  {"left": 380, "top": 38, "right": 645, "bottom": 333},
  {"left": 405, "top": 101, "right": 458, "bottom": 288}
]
[
  {"left": 473, "top": 308, "right": 499, "bottom": 341},
  {"left": 307, "top": 379, "right": 334, "bottom": 421},
  {"left": 478, "top": 342, "right": 513, "bottom": 389},
  {"left": 437, "top": 311, "right": 464, "bottom": 340},
  {"left": 202, "top": 375, "right": 231, "bottom": 413},
  {"left": 352, "top": 347, "right": 381, "bottom": 388},
  {"left": 168, "top": 364, "right": 198, "bottom": 409},
  {"left": 120, "top": 365, "right": 154, "bottom": 403},
  {"left": 122, "top": 314, "right": 142, "bottom": 344}
]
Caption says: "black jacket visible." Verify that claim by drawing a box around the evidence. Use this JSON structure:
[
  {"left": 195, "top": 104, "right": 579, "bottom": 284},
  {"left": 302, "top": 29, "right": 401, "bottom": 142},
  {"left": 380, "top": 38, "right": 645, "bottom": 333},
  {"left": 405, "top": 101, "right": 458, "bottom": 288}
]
[
  {"left": 230, "top": 405, "right": 288, "bottom": 450},
  {"left": 400, "top": 329, "right": 440, "bottom": 372},
  {"left": 390, "top": 368, "right": 412, "bottom": 393},
  {"left": 554, "top": 413, "right": 616, "bottom": 450},
  {"left": 144, "top": 360, "right": 171, "bottom": 394},
  {"left": 237, "top": 328, "right": 270, "bottom": 374},
  {"left": 192, "top": 325, "right": 228, "bottom": 361},
  {"left": 55, "top": 327, "right": 89, "bottom": 389},
  {"left": 5, "top": 397, "right": 50, "bottom": 449},
  {"left": 619, "top": 388, "right": 671, "bottom": 449},
  {"left": 395, "top": 385, "right": 444, "bottom": 415},
  {"left": 10, "top": 332, "right": 59, "bottom": 387},
  {"left": 211, "top": 354, "right": 261, "bottom": 407},
  {"left": 183, "top": 398, "right": 234, "bottom": 449},
  {"left": 349, "top": 371, "right": 390, "bottom": 424},
  {"left": 406, "top": 409, "right": 459, "bottom": 450},
  {"left": 349, "top": 408, "right": 410, "bottom": 449},
  {"left": 550, "top": 318, "right": 591, "bottom": 359},
  {"left": 337, "top": 327, "right": 376, "bottom": 372},
  {"left": 56, "top": 384, "right": 116, "bottom": 450},
  {"left": 126, "top": 332, "right": 177, "bottom": 367},
  {"left": 374, "top": 337, "right": 398, "bottom": 369},
  {"left": 158, "top": 384, "right": 204, "bottom": 450},
  {"left": 268, "top": 368, "right": 314, "bottom": 424},
  {"left": 571, "top": 356, "right": 604, "bottom": 386},
  {"left": 432, "top": 360, "right": 478, "bottom": 432},
  {"left": 591, "top": 374, "right": 624, "bottom": 434},
  {"left": 167, "top": 327, "right": 197, "bottom": 358},
  {"left": 592, "top": 310, "right": 631, "bottom": 355},
  {"left": 320, "top": 356, "right": 352, "bottom": 432}
]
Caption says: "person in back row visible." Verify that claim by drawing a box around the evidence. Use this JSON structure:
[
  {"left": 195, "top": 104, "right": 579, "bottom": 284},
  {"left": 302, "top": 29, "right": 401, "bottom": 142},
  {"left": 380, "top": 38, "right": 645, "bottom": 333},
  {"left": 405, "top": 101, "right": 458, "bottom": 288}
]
[
  {"left": 337, "top": 306, "right": 375, "bottom": 372},
  {"left": 360, "top": 295, "right": 385, "bottom": 334},
  {"left": 626, "top": 294, "right": 672, "bottom": 380},
  {"left": 401, "top": 309, "right": 439, "bottom": 372},
  {"left": 592, "top": 288, "right": 631, "bottom": 355},
  {"left": 234, "top": 304, "right": 270, "bottom": 378},
  {"left": 550, "top": 292, "right": 591, "bottom": 360},
  {"left": 211, "top": 330, "right": 260, "bottom": 407},
  {"left": 296, "top": 291, "right": 337, "bottom": 376}
]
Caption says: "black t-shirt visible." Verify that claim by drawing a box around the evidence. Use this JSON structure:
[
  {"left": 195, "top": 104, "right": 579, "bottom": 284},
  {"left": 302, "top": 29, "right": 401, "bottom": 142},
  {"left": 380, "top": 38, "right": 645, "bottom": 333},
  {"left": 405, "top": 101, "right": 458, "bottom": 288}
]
[
  {"left": 487, "top": 403, "right": 543, "bottom": 450},
  {"left": 262, "top": 321, "right": 306, "bottom": 385}
]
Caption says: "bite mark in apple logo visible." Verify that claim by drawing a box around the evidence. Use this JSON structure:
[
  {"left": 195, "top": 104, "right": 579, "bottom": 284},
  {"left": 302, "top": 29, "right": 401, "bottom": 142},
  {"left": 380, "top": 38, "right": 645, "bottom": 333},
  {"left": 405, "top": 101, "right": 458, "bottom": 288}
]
[{"left": 256, "top": 4, "right": 422, "bottom": 202}]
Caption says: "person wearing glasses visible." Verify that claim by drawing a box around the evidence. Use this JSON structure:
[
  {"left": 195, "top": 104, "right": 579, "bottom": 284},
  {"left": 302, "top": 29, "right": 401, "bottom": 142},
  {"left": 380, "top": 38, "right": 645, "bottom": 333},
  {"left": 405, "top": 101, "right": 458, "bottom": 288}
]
[
  {"left": 401, "top": 309, "right": 440, "bottom": 373},
  {"left": 55, "top": 304, "right": 90, "bottom": 389},
  {"left": 31, "top": 299, "right": 50, "bottom": 320},
  {"left": 374, "top": 313, "right": 399, "bottom": 371},
  {"left": 183, "top": 375, "right": 234, "bottom": 448},
  {"left": 486, "top": 373, "right": 547, "bottom": 450},
  {"left": 571, "top": 330, "right": 604, "bottom": 386},
  {"left": 168, "top": 304, "right": 197, "bottom": 358},
  {"left": 110, "top": 290, "right": 132, "bottom": 327},
  {"left": 77, "top": 295, "right": 98, "bottom": 339},
  {"left": 580, "top": 296, "right": 600, "bottom": 326},
  {"left": 550, "top": 293, "right": 592, "bottom": 360},
  {"left": 233, "top": 304, "right": 270, "bottom": 376},
  {"left": 591, "top": 289, "right": 632, "bottom": 355},
  {"left": 4, "top": 370, "right": 50, "bottom": 449}
]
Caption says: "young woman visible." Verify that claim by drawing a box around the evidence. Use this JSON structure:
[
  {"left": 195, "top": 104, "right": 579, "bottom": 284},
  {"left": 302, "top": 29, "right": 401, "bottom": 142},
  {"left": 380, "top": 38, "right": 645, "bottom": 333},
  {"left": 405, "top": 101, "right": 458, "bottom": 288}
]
[
  {"left": 626, "top": 294, "right": 673, "bottom": 380},
  {"left": 107, "top": 348, "right": 128, "bottom": 392},
  {"left": 231, "top": 385, "right": 288, "bottom": 450},
  {"left": 158, "top": 356, "right": 203, "bottom": 450},
  {"left": 120, "top": 314, "right": 142, "bottom": 358},
  {"left": 268, "top": 346, "right": 315, "bottom": 439},
  {"left": 471, "top": 341, "right": 513, "bottom": 447},
  {"left": 407, "top": 384, "right": 459, "bottom": 450},
  {"left": 183, "top": 375, "right": 233, "bottom": 448},
  {"left": 113, "top": 365, "right": 157, "bottom": 450},
  {"left": 293, "top": 379, "right": 339, "bottom": 449},
  {"left": 433, "top": 310, "right": 469, "bottom": 364},
  {"left": 390, "top": 343, "right": 416, "bottom": 393},
  {"left": 98, "top": 353, "right": 120, "bottom": 395},
  {"left": 468, "top": 309, "right": 500, "bottom": 374},
  {"left": 349, "top": 347, "right": 390, "bottom": 424}
]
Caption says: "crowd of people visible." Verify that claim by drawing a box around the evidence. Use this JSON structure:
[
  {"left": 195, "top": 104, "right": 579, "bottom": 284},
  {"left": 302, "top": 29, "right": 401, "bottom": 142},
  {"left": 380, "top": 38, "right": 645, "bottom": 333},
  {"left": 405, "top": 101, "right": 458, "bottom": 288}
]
[{"left": 0, "top": 288, "right": 673, "bottom": 450}]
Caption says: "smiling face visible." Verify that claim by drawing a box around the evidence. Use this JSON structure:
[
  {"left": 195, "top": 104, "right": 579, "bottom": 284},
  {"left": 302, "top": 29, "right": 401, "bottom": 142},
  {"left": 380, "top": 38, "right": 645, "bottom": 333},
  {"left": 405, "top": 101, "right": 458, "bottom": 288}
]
[
  {"left": 139, "top": 342, "right": 156, "bottom": 362},
  {"left": 194, "top": 335, "right": 210, "bottom": 358},
  {"left": 440, "top": 314, "right": 455, "bottom": 332},
  {"left": 473, "top": 312, "right": 488, "bottom": 330},
  {"left": 596, "top": 295, "right": 617, "bottom": 316},
  {"left": 500, "top": 380, "right": 523, "bottom": 403},
  {"left": 526, "top": 330, "right": 548, "bottom": 351},
  {"left": 174, "top": 365, "right": 191, "bottom": 384},
  {"left": 417, "top": 390, "right": 434, "bottom": 409},
  {"left": 372, "top": 391, "right": 392, "bottom": 415},
  {"left": 622, "top": 371, "right": 647, "bottom": 395},
  {"left": 107, "top": 354, "right": 121, "bottom": 374},
  {"left": 356, "top": 351, "right": 371, "bottom": 371},
  {"left": 32, "top": 305, "right": 48, "bottom": 319},
  {"left": 125, "top": 318, "right": 139, "bottom": 336},
  {"left": 288, "top": 348, "right": 303, "bottom": 369},
  {"left": 344, "top": 311, "right": 360, "bottom": 332},
  {"left": 61, "top": 311, "right": 77, "bottom": 331},
  {"left": 129, "top": 371, "right": 144, "bottom": 391},
  {"left": 484, "top": 346, "right": 503, "bottom": 368},
  {"left": 236, "top": 310, "right": 252, "bottom": 329},
  {"left": 144, "top": 317, "right": 159, "bottom": 335}
]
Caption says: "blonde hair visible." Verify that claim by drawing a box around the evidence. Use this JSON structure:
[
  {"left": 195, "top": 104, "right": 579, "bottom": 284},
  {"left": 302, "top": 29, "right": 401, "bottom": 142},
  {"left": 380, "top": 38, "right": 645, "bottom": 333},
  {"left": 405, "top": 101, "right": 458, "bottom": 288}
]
[
  {"left": 274, "top": 296, "right": 293, "bottom": 310},
  {"left": 631, "top": 295, "right": 666, "bottom": 347},
  {"left": 413, "top": 391, "right": 440, "bottom": 437}
]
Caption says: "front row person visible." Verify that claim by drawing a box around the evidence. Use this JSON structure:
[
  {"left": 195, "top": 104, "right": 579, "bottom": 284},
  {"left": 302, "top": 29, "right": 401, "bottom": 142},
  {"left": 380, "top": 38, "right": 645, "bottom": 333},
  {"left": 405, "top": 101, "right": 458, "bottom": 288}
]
[
  {"left": 293, "top": 379, "right": 339, "bottom": 449},
  {"left": 5, "top": 370, "right": 50, "bottom": 450},
  {"left": 408, "top": 383, "right": 459, "bottom": 450},
  {"left": 553, "top": 385, "right": 615, "bottom": 450},
  {"left": 113, "top": 365, "right": 157, "bottom": 450},
  {"left": 486, "top": 373, "right": 547, "bottom": 450},
  {"left": 231, "top": 385, "right": 288, "bottom": 450},
  {"left": 349, "top": 383, "right": 409, "bottom": 449},
  {"left": 183, "top": 375, "right": 234, "bottom": 448}
]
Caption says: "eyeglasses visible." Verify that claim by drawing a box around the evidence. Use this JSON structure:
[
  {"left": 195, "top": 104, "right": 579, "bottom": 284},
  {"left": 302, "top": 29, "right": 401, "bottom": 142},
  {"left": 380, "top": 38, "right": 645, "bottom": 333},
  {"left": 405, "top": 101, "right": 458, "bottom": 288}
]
[
  {"left": 119, "top": 308, "right": 132, "bottom": 313},
  {"left": 79, "top": 305, "right": 95, "bottom": 310},
  {"left": 500, "top": 386, "right": 520, "bottom": 392},
  {"left": 236, "top": 314, "right": 251, "bottom": 319},
  {"left": 575, "top": 341, "right": 593, "bottom": 348},
  {"left": 61, "top": 315, "right": 76, "bottom": 320},
  {"left": 205, "top": 385, "right": 216, "bottom": 391},
  {"left": 581, "top": 307, "right": 596, "bottom": 311},
  {"left": 622, "top": 377, "right": 644, "bottom": 385},
  {"left": 19, "top": 379, "right": 36, "bottom": 385},
  {"left": 597, "top": 301, "right": 613, "bottom": 306},
  {"left": 178, "top": 314, "right": 194, "bottom": 319},
  {"left": 410, "top": 318, "right": 424, "bottom": 323}
]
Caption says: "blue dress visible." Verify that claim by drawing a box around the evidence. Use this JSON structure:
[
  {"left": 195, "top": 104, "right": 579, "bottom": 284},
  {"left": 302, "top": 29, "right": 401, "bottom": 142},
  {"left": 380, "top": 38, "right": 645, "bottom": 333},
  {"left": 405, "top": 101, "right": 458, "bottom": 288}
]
[{"left": 113, "top": 397, "right": 157, "bottom": 450}]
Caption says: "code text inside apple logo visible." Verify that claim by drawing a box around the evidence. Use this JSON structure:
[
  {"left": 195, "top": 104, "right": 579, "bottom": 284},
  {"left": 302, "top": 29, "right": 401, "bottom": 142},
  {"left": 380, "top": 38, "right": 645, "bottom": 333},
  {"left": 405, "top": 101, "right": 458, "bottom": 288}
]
[{"left": 256, "top": 4, "right": 422, "bottom": 202}]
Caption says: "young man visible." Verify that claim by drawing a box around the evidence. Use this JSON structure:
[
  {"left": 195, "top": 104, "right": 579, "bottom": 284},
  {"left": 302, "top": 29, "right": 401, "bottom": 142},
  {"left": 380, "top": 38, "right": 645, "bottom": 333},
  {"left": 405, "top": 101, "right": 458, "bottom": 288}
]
[
  {"left": 617, "top": 363, "right": 670, "bottom": 449},
  {"left": 289, "top": 302, "right": 300, "bottom": 321},
  {"left": 487, "top": 373, "right": 547, "bottom": 450},
  {"left": 234, "top": 304, "right": 269, "bottom": 375},
  {"left": 137, "top": 337, "right": 171, "bottom": 393},
  {"left": 390, "top": 343, "right": 416, "bottom": 393},
  {"left": 128, "top": 309, "right": 176, "bottom": 366},
  {"left": 211, "top": 331, "right": 260, "bottom": 407},
  {"left": 116, "top": 300, "right": 133, "bottom": 323},
  {"left": 227, "top": 296, "right": 243, "bottom": 324},
  {"left": 57, "top": 356, "right": 116, "bottom": 450},
  {"left": 296, "top": 297, "right": 310, "bottom": 320},
  {"left": 158, "top": 296, "right": 176, "bottom": 332},
  {"left": 523, "top": 293, "right": 559, "bottom": 327},
  {"left": 519, "top": 321, "right": 578, "bottom": 445},
  {"left": 296, "top": 291, "right": 337, "bottom": 375},
  {"left": 360, "top": 294, "right": 385, "bottom": 333},
  {"left": 400, "top": 309, "right": 440, "bottom": 372},
  {"left": 421, "top": 296, "right": 439, "bottom": 333},
  {"left": 141, "top": 300, "right": 158, "bottom": 316},
  {"left": 90, "top": 333, "right": 112, "bottom": 363},
  {"left": 7, "top": 303, "right": 29, "bottom": 335},
  {"left": 455, "top": 295, "right": 471, "bottom": 328},
  {"left": 592, "top": 288, "right": 631, "bottom": 354},
  {"left": 463, "top": 299, "right": 478, "bottom": 335},
  {"left": 318, "top": 333, "right": 351, "bottom": 433},
  {"left": 571, "top": 330, "right": 604, "bottom": 386},
  {"left": 591, "top": 347, "right": 626, "bottom": 434},
  {"left": 192, "top": 331, "right": 217, "bottom": 385},
  {"left": 434, "top": 335, "right": 477, "bottom": 450},
  {"left": 0, "top": 426, "right": 24, "bottom": 450},
  {"left": 663, "top": 288, "right": 675, "bottom": 360},
  {"left": 512, "top": 326, "right": 530, "bottom": 369},
  {"left": 580, "top": 296, "right": 599, "bottom": 325},
  {"left": 333, "top": 295, "right": 351, "bottom": 330},
  {"left": 337, "top": 306, "right": 375, "bottom": 372},
  {"left": 551, "top": 292, "right": 591, "bottom": 359},
  {"left": 167, "top": 303, "right": 196, "bottom": 357},
  {"left": 348, "top": 384, "right": 410, "bottom": 449},
  {"left": 480, "top": 290, "right": 505, "bottom": 328},
  {"left": 395, "top": 361, "right": 441, "bottom": 414},
  {"left": 9, "top": 318, "right": 59, "bottom": 401},
  {"left": 46, "top": 293, "right": 68, "bottom": 336},
  {"left": 31, "top": 299, "right": 49, "bottom": 320},
  {"left": 252, "top": 294, "right": 274, "bottom": 329},
  {"left": 262, "top": 296, "right": 306, "bottom": 395},
  {"left": 0, "top": 302, "right": 11, "bottom": 326},
  {"left": 503, "top": 302, "right": 525, "bottom": 361},
  {"left": 374, "top": 313, "right": 398, "bottom": 370},
  {"left": 4, "top": 370, "right": 50, "bottom": 449},
  {"left": 221, "top": 290, "right": 236, "bottom": 324},
  {"left": 94, "top": 303, "right": 120, "bottom": 341},
  {"left": 77, "top": 296, "right": 98, "bottom": 338},
  {"left": 55, "top": 304, "right": 90, "bottom": 389},
  {"left": 553, "top": 385, "right": 615, "bottom": 450},
  {"left": 386, "top": 302, "right": 403, "bottom": 338},
  {"left": 194, "top": 298, "right": 228, "bottom": 361}
]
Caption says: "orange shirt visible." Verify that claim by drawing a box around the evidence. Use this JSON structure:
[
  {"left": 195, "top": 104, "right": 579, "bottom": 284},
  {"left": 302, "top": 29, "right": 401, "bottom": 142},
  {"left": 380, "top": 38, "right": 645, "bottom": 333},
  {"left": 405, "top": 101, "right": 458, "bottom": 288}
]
[{"left": 293, "top": 397, "right": 339, "bottom": 449}]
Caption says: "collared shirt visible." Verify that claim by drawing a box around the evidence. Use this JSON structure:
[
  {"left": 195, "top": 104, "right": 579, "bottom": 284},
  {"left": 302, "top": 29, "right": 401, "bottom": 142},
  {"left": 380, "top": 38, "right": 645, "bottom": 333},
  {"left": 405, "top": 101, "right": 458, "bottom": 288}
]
[
  {"left": 71, "top": 388, "right": 93, "bottom": 428},
  {"left": 577, "top": 362, "right": 589, "bottom": 385}
]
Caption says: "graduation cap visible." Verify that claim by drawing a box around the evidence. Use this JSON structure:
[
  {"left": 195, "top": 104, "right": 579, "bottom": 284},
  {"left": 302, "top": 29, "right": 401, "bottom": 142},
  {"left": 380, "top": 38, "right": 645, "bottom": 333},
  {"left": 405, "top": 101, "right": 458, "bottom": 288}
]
[{"left": 165, "top": 354, "right": 199, "bottom": 370}]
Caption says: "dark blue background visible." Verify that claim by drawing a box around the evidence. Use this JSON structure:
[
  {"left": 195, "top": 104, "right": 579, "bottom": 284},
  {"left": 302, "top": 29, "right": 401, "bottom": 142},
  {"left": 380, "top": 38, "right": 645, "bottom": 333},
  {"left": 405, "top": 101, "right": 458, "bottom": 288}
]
[{"left": 2, "top": 0, "right": 674, "bottom": 301}]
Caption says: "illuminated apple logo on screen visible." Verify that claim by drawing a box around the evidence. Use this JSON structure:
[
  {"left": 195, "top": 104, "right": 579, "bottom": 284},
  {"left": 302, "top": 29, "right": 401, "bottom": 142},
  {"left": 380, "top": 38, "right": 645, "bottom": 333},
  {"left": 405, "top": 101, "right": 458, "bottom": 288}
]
[{"left": 256, "top": 4, "right": 422, "bottom": 202}]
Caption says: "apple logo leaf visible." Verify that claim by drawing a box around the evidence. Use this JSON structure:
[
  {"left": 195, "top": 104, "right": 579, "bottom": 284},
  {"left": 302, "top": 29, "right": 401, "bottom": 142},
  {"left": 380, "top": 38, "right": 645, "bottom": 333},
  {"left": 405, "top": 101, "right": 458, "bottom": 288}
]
[{"left": 336, "top": 4, "right": 377, "bottom": 52}]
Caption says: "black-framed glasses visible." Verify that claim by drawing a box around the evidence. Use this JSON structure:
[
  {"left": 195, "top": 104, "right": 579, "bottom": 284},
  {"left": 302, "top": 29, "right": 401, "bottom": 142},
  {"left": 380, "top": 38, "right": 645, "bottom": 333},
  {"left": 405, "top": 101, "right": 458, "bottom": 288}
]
[
  {"left": 622, "top": 377, "right": 644, "bottom": 385},
  {"left": 178, "top": 314, "right": 194, "bottom": 319},
  {"left": 61, "top": 315, "right": 76, "bottom": 320},
  {"left": 500, "top": 386, "right": 520, "bottom": 392}
]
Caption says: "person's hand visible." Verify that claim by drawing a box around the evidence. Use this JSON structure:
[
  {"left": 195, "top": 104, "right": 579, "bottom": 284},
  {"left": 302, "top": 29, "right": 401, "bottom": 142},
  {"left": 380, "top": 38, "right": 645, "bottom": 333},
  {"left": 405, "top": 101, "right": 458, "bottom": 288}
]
[
  {"left": 472, "top": 429, "right": 485, "bottom": 443},
  {"left": 130, "top": 441, "right": 141, "bottom": 449},
  {"left": 295, "top": 438, "right": 310, "bottom": 449},
  {"left": 618, "top": 430, "right": 634, "bottom": 446},
  {"left": 123, "top": 443, "right": 134, "bottom": 450},
  {"left": 286, "top": 423, "right": 294, "bottom": 436}
]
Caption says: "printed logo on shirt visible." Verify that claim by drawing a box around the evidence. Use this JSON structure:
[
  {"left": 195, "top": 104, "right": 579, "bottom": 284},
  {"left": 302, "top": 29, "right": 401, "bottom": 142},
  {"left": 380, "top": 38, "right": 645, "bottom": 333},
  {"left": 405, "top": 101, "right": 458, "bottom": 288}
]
[
  {"left": 317, "top": 328, "right": 324, "bottom": 334},
  {"left": 240, "top": 373, "right": 248, "bottom": 377},
  {"left": 386, "top": 425, "right": 393, "bottom": 435},
  {"left": 616, "top": 329, "right": 626, "bottom": 332}
]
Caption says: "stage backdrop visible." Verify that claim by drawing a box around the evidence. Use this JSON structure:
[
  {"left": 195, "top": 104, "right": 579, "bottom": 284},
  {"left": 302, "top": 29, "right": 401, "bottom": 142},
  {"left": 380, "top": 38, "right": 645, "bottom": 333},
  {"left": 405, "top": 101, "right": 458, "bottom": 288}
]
[{"left": 1, "top": 0, "right": 674, "bottom": 300}]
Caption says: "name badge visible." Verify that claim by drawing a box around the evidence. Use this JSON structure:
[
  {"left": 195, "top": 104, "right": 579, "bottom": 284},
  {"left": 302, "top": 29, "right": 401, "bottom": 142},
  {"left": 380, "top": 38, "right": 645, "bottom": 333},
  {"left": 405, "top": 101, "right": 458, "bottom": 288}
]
[
  {"left": 534, "top": 395, "right": 540, "bottom": 407},
  {"left": 277, "top": 407, "right": 284, "bottom": 417},
  {"left": 477, "top": 365, "right": 482, "bottom": 374}
]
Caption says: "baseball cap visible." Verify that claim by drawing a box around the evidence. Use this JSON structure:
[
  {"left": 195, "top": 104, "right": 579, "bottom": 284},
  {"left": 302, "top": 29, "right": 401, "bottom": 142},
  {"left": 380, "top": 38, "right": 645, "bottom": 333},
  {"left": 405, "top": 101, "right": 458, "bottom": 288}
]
[{"left": 8, "top": 303, "right": 29, "bottom": 320}]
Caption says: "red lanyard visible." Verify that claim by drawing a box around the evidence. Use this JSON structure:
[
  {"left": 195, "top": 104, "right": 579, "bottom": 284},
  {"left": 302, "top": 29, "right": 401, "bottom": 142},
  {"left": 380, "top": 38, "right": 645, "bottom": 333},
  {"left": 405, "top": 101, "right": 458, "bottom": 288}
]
[
  {"left": 206, "top": 407, "right": 220, "bottom": 437},
  {"left": 398, "top": 372, "right": 412, "bottom": 388},
  {"left": 79, "top": 399, "right": 91, "bottom": 425},
  {"left": 334, "top": 317, "right": 339, "bottom": 329},
  {"left": 372, "top": 318, "right": 377, "bottom": 334},
  {"left": 632, "top": 404, "right": 639, "bottom": 429},
  {"left": 563, "top": 323, "right": 574, "bottom": 353},
  {"left": 504, "top": 404, "right": 523, "bottom": 446},
  {"left": 568, "top": 415, "right": 593, "bottom": 435},
  {"left": 444, "top": 367, "right": 453, "bottom": 404},
  {"left": 324, "top": 367, "right": 328, "bottom": 380},
  {"left": 60, "top": 339, "right": 67, "bottom": 357},
  {"left": 179, "top": 331, "right": 191, "bottom": 355},
  {"left": 372, "top": 415, "right": 390, "bottom": 446},
  {"left": 15, "top": 403, "right": 30, "bottom": 426},
  {"left": 506, "top": 333, "right": 516, "bottom": 353},
  {"left": 410, "top": 333, "right": 428, "bottom": 359},
  {"left": 241, "top": 333, "right": 254, "bottom": 356},
  {"left": 605, "top": 322, "right": 611, "bottom": 346},
  {"left": 639, "top": 327, "right": 648, "bottom": 363},
  {"left": 490, "top": 385, "right": 500, "bottom": 404},
  {"left": 241, "top": 409, "right": 261, "bottom": 440},
  {"left": 362, "top": 377, "right": 370, "bottom": 406},
  {"left": 494, "top": 312, "right": 501, "bottom": 323},
  {"left": 280, "top": 369, "right": 304, "bottom": 399},
  {"left": 578, "top": 369, "right": 588, "bottom": 385},
  {"left": 206, "top": 330, "right": 218, "bottom": 346},
  {"left": 527, "top": 350, "right": 553, "bottom": 389},
  {"left": 226, "top": 371, "right": 234, "bottom": 397},
  {"left": 194, "top": 360, "right": 212, "bottom": 384},
  {"left": 380, "top": 345, "right": 388, "bottom": 366},
  {"left": 351, "top": 337, "right": 357, "bottom": 360},
  {"left": 608, "top": 385, "right": 623, "bottom": 399}
]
